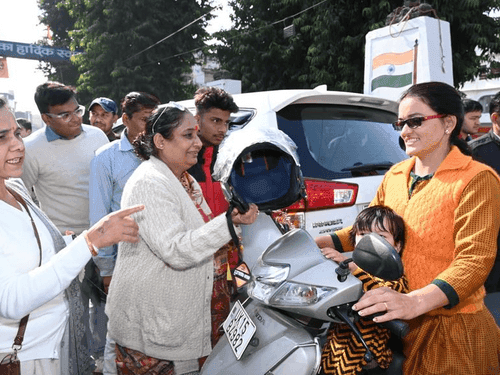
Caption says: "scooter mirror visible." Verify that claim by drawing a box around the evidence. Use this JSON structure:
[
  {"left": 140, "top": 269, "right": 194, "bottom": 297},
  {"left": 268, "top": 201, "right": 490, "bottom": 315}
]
[
  {"left": 221, "top": 181, "right": 250, "bottom": 213},
  {"left": 352, "top": 233, "right": 404, "bottom": 281}
]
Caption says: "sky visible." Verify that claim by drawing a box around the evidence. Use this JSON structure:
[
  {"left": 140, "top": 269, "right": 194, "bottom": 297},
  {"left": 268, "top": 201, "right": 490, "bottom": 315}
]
[
  {"left": 0, "top": 0, "right": 47, "bottom": 115},
  {"left": 0, "top": 0, "right": 232, "bottom": 116}
]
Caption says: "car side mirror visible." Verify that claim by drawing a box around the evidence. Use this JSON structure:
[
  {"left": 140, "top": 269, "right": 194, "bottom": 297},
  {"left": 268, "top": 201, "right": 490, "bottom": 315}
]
[{"left": 352, "top": 233, "right": 404, "bottom": 281}]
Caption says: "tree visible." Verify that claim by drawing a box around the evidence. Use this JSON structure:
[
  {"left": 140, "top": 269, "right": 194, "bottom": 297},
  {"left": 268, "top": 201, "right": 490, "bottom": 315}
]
[
  {"left": 216, "top": 0, "right": 500, "bottom": 93},
  {"left": 38, "top": 0, "right": 80, "bottom": 85},
  {"left": 39, "top": 0, "right": 214, "bottom": 106}
]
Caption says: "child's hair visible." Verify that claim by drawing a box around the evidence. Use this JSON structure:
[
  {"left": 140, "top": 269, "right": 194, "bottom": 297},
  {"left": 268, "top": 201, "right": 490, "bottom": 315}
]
[{"left": 349, "top": 205, "right": 406, "bottom": 253}]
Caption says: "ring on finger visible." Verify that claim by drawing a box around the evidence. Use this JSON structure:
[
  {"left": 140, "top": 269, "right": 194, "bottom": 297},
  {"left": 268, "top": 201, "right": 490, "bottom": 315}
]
[{"left": 383, "top": 302, "right": 389, "bottom": 311}]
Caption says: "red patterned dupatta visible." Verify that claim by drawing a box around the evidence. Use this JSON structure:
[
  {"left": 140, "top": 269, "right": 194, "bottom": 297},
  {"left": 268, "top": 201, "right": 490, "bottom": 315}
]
[{"left": 179, "top": 171, "right": 214, "bottom": 223}]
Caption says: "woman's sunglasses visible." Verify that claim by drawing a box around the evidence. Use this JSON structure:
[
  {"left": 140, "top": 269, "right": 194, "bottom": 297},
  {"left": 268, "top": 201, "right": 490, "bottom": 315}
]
[
  {"left": 151, "top": 101, "right": 188, "bottom": 133},
  {"left": 392, "top": 114, "right": 446, "bottom": 131}
]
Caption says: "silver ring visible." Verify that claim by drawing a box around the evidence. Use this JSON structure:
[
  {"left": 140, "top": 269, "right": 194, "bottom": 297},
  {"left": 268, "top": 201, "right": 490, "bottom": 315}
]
[{"left": 383, "top": 302, "right": 389, "bottom": 311}]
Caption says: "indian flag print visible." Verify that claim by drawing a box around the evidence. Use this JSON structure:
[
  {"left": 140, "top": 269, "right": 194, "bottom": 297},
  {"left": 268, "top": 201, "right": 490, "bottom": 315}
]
[
  {"left": 367, "top": 25, "right": 420, "bottom": 101},
  {"left": 371, "top": 49, "right": 414, "bottom": 91}
]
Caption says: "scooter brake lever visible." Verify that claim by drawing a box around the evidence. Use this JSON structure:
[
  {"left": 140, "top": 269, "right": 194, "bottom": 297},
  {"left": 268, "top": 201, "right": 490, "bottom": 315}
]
[{"left": 328, "top": 305, "right": 374, "bottom": 362}]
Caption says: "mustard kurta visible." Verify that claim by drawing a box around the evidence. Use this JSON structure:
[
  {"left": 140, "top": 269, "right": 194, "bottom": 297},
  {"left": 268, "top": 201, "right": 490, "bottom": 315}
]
[{"left": 334, "top": 147, "right": 500, "bottom": 374}]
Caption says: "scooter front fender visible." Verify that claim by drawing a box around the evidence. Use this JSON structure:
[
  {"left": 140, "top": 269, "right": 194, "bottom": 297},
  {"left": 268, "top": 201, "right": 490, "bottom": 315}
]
[{"left": 201, "top": 299, "right": 321, "bottom": 375}]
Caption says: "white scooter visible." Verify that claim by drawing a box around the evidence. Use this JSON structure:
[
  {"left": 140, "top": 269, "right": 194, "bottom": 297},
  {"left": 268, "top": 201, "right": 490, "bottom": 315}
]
[
  {"left": 204, "top": 126, "right": 500, "bottom": 375},
  {"left": 201, "top": 230, "right": 408, "bottom": 375},
  {"left": 202, "top": 127, "right": 407, "bottom": 374}
]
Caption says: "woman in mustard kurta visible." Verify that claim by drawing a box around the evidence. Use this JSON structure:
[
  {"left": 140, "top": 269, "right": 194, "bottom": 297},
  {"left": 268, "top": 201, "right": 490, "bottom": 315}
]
[{"left": 317, "top": 82, "right": 500, "bottom": 374}]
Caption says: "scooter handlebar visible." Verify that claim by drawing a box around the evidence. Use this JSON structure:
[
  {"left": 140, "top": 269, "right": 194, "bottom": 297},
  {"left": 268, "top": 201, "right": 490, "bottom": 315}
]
[
  {"left": 378, "top": 319, "right": 409, "bottom": 339},
  {"left": 365, "top": 312, "right": 409, "bottom": 339}
]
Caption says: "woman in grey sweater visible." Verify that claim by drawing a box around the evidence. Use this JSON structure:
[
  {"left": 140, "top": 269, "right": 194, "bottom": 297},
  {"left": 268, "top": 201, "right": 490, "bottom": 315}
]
[{"left": 106, "top": 103, "right": 258, "bottom": 375}]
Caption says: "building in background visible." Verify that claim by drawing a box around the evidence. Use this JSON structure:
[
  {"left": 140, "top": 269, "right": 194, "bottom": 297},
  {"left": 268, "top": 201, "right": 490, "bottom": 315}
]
[
  {"left": 0, "top": 89, "right": 42, "bottom": 131},
  {"left": 187, "top": 52, "right": 242, "bottom": 95},
  {"left": 0, "top": 90, "right": 15, "bottom": 110}
]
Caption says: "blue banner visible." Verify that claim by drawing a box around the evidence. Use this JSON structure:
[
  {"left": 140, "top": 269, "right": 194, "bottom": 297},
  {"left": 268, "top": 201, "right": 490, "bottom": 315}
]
[{"left": 0, "top": 40, "right": 80, "bottom": 62}]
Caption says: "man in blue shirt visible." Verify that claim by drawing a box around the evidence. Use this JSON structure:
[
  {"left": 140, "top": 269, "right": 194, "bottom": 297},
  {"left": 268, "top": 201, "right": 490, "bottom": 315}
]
[
  {"left": 89, "top": 97, "right": 120, "bottom": 142},
  {"left": 89, "top": 91, "right": 160, "bottom": 374},
  {"left": 90, "top": 92, "right": 160, "bottom": 283}
]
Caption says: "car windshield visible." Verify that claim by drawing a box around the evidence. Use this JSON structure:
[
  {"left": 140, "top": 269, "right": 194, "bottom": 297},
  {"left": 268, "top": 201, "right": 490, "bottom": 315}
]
[{"left": 277, "top": 104, "right": 408, "bottom": 179}]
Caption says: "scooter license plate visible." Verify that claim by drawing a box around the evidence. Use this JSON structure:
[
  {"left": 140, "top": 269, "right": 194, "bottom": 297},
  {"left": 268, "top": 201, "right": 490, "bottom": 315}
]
[{"left": 223, "top": 300, "right": 256, "bottom": 360}]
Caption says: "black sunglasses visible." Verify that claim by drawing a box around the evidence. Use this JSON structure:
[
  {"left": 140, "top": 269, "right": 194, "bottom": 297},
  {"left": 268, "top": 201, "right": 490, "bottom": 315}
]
[{"left": 393, "top": 114, "right": 446, "bottom": 131}]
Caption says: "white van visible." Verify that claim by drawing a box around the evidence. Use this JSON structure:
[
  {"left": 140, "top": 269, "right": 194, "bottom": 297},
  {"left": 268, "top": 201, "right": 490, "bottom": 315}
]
[{"left": 179, "top": 85, "right": 407, "bottom": 238}]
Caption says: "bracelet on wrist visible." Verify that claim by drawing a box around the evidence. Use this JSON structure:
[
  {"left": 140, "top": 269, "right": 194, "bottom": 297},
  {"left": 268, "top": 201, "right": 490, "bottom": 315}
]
[{"left": 84, "top": 231, "right": 99, "bottom": 256}]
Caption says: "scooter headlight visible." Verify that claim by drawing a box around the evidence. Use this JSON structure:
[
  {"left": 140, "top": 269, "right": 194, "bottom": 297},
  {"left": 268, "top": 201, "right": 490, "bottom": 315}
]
[
  {"left": 247, "top": 259, "right": 290, "bottom": 304},
  {"left": 269, "top": 282, "right": 336, "bottom": 307}
]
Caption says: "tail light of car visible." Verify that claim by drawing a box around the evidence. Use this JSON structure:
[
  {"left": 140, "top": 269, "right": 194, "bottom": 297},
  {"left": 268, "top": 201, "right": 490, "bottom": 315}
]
[{"left": 273, "top": 179, "right": 358, "bottom": 229}]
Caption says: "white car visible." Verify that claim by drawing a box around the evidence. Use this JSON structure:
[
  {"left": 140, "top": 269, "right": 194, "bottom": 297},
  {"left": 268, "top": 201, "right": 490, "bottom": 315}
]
[{"left": 179, "top": 85, "right": 407, "bottom": 238}]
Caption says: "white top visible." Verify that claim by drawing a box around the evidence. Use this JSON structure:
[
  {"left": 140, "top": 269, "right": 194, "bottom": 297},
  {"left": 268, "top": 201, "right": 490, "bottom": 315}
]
[
  {"left": 21, "top": 125, "right": 108, "bottom": 234},
  {"left": 0, "top": 201, "right": 91, "bottom": 361}
]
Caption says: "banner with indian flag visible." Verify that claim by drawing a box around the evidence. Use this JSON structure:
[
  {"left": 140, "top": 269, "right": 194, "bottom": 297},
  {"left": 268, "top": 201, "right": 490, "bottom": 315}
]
[
  {"left": 367, "top": 27, "right": 420, "bottom": 99},
  {"left": 371, "top": 48, "right": 415, "bottom": 90},
  {"left": 364, "top": 17, "right": 453, "bottom": 101}
]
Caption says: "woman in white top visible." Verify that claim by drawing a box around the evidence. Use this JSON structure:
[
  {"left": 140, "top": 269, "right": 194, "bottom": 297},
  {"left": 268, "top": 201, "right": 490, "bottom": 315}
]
[{"left": 0, "top": 98, "right": 144, "bottom": 375}]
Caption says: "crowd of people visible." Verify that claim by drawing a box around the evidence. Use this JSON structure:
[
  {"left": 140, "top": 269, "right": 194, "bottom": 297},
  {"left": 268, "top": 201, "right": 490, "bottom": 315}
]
[
  {"left": 0, "top": 82, "right": 257, "bottom": 375},
  {"left": 0, "top": 80, "right": 499, "bottom": 375}
]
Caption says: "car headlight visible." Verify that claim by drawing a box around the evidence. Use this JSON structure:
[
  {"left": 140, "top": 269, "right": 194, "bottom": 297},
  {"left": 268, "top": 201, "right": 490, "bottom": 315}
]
[{"left": 269, "top": 282, "right": 336, "bottom": 307}]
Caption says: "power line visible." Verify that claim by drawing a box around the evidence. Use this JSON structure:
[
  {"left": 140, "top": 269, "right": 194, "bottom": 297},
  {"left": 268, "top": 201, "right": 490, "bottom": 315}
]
[
  {"left": 137, "top": 0, "right": 329, "bottom": 68},
  {"left": 235, "top": 0, "right": 329, "bottom": 36},
  {"left": 123, "top": 10, "right": 212, "bottom": 64}
]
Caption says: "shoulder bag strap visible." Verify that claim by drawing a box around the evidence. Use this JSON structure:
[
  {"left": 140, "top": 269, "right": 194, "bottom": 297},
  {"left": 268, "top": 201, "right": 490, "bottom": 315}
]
[
  {"left": 9, "top": 188, "right": 43, "bottom": 263},
  {"left": 13, "top": 316, "right": 29, "bottom": 349},
  {"left": 7, "top": 187, "right": 43, "bottom": 350}
]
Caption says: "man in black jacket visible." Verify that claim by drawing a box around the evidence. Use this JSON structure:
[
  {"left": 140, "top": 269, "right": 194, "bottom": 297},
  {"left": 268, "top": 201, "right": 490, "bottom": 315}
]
[
  {"left": 469, "top": 92, "right": 500, "bottom": 293},
  {"left": 461, "top": 99, "right": 482, "bottom": 141},
  {"left": 188, "top": 86, "right": 239, "bottom": 216}
]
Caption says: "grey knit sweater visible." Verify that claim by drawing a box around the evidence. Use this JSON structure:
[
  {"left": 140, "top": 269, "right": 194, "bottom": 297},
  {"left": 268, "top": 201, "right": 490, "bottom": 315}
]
[{"left": 106, "top": 156, "right": 232, "bottom": 361}]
